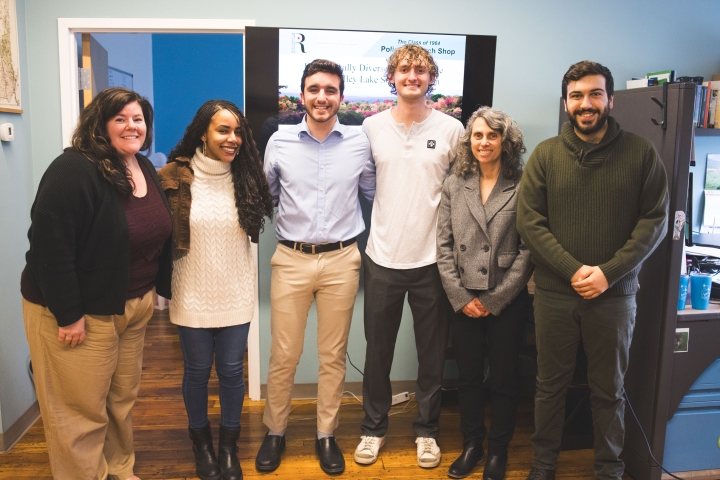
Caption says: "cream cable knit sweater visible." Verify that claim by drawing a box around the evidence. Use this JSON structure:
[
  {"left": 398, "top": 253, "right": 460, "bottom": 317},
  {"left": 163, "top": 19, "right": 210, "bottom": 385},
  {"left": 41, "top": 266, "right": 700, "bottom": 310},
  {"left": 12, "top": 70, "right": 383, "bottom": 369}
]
[{"left": 169, "top": 147, "right": 255, "bottom": 328}]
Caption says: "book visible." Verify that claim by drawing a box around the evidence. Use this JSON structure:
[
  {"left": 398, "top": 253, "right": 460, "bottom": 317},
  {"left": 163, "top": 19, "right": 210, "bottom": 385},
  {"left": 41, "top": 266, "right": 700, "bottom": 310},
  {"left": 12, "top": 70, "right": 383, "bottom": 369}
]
[
  {"left": 701, "top": 86, "right": 708, "bottom": 127},
  {"left": 709, "top": 85, "right": 719, "bottom": 128},
  {"left": 703, "top": 82, "right": 720, "bottom": 128},
  {"left": 647, "top": 69, "right": 675, "bottom": 85},
  {"left": 694, "top": 85, "right": 704, "bottom": 127},
  {"left": 626, "top": 78, "right": 648, "bottom": 89}
]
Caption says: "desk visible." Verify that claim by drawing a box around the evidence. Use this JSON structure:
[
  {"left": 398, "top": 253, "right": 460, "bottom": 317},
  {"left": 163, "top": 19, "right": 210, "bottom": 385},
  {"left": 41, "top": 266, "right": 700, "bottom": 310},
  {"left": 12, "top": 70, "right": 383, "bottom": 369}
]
[
  {"left": 678, "top": 302, "right": 720, "bottom": 321},
  {"left": 669, "top": 305, "right": 720, "bottom": 419}
]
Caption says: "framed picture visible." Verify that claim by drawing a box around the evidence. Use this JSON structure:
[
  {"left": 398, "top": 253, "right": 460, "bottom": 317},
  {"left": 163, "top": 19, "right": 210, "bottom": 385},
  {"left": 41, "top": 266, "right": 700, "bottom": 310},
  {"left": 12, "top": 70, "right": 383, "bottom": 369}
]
[
  {"left": 0, "top": 0, "right": 21, "bottom": 113},
  {"left": 674, "top": 328, "right": 689, "bottom": 353}
]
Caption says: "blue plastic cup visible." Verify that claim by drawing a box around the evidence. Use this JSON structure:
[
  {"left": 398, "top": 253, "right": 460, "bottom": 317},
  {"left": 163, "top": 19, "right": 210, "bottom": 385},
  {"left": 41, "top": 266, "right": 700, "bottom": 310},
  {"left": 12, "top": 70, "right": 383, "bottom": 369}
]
[
  {"left": 678, "top": 274, "right": 689, "bottom": 310},
  {"left": 690, "top": 273, "right": 712, "bottom": 310}
]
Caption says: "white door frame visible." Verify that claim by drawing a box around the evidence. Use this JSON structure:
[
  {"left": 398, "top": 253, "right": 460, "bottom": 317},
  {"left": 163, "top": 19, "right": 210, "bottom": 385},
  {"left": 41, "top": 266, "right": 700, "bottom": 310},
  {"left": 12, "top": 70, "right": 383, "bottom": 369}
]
[{"left": 57, "top": 18, "right": 264, "bottom": 401}]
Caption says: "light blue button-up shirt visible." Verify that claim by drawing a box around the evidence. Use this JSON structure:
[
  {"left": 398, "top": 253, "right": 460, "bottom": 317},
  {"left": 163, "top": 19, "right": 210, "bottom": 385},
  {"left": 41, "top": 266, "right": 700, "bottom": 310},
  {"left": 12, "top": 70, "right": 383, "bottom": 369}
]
[{"left": 264, "top": 116, "right": 376, "bottom": 244}]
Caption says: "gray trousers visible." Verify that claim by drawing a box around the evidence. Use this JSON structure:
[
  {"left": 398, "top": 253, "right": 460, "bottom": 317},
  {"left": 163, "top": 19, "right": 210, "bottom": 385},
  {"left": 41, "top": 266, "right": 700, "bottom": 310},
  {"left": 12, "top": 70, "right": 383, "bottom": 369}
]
[
  {"left": 360, "top": 256, "right": 451, "bottom": 439},
  {"left": 531, "top": 287, "right": 636, "bottom": 480}
]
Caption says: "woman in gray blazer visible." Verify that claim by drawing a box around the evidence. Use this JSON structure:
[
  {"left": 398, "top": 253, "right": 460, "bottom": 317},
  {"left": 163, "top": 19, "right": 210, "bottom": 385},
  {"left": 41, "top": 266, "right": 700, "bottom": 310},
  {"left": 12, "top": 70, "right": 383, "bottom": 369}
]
[{"left": 437, "top": 107, "right": 533, "bottom": 480}]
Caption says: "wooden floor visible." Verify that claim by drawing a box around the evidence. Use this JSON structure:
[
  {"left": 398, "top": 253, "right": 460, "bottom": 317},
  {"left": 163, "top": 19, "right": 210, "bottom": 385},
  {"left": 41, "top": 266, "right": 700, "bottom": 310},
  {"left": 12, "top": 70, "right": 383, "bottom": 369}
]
[{"left": 0, "top": 310, "right": 619, "bottom": 479}]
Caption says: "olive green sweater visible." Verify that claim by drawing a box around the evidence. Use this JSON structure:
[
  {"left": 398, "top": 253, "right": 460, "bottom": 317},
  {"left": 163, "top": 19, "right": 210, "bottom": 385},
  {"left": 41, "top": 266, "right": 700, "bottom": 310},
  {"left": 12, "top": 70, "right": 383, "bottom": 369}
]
[{"left": 517, "top": 117, "right": 669, "bottom": 296}]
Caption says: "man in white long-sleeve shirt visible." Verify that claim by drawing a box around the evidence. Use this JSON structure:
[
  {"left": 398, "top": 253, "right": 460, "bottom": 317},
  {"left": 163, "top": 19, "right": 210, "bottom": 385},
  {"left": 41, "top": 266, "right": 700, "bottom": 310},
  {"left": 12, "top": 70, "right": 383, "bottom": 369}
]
[{"left": 354, "top": 44, "right": 464, "bottom": 469}]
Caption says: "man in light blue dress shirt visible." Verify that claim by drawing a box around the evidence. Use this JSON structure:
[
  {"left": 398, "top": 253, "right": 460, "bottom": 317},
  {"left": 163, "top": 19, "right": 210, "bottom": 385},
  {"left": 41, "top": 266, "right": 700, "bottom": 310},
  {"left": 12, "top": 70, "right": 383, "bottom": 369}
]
[{"left": 255, "top": 59, "right": 376, "bottom": 476}]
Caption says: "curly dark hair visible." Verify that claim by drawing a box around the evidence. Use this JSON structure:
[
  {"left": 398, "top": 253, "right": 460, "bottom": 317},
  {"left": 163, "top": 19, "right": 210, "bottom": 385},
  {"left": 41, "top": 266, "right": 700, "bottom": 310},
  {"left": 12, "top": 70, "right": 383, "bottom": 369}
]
[
  {"left": 454, "top": 106, "right": 526, "bottom": 181},
  {"left": 71, "top": 87, "right": 153, "bottom": 197},
  {"left": 562, "top": 60, "right": 614, "bottom": 99},
  {"left": 386, "top": 44, "right": 439, "bottom": 96},
  {"left": 169, "top": 100, "right": 274, "bottom": 236}
]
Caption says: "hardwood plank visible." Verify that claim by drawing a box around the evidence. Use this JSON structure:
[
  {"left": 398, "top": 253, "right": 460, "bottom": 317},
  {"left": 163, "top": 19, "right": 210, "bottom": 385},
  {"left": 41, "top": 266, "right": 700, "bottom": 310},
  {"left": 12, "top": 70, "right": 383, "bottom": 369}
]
[{"left": 0, "top": 310, "right": 623, "bottom": 479}]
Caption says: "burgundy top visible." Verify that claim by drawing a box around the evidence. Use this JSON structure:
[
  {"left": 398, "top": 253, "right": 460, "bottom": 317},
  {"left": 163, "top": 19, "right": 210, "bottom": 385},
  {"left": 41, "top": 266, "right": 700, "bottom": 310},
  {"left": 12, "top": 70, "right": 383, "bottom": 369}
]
[
  {"left": 21, "top": 161, "right": 172, "bottom": 306},
  {"left": 122, "top": 161, "right": 173, "bottom": 300}
]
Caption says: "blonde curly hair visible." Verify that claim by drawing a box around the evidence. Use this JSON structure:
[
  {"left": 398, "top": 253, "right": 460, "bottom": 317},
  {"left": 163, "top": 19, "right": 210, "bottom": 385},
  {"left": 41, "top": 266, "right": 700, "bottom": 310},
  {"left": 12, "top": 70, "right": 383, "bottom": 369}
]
[{"left": 385, "top": 44, "right": 439, "bottom": 96}]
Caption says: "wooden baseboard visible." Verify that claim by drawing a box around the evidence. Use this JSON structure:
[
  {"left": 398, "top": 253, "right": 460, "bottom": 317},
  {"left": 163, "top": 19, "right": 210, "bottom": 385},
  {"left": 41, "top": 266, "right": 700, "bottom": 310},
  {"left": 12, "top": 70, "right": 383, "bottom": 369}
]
[
  {"left": 0, "top": 401, "right": 40, "bottom": 453},
  {"left": 662, "top": 469, "right": 720, "bottom": 480},
  {"left": 259, "top": 380, "right": 418, "bottom": 400}
]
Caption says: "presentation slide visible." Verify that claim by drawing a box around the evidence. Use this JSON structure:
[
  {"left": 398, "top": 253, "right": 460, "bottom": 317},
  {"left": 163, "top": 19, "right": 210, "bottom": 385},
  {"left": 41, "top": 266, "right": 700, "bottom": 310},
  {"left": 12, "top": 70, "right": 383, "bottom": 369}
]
[{"left": 278, "top": 29, "right": 466, "bottom": 127}]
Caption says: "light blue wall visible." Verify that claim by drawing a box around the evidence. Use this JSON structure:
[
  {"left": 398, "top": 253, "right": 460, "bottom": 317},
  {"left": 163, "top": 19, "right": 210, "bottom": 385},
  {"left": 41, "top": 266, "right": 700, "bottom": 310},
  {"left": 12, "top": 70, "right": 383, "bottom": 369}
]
[
  {"left": 92, "top": 33, "right": 155, "bottom": 108},
  {"left": 17, "top": 0, "right": 720, "bottom": 390},
  {"left": 151, "top": 34, "right": 244, "bottom": 157},
  {"left": 92, "top": 33, "right": 155, "bottom": 155},
  {"left": 0, "top": 0, "right": 37, "bottom": 434}
]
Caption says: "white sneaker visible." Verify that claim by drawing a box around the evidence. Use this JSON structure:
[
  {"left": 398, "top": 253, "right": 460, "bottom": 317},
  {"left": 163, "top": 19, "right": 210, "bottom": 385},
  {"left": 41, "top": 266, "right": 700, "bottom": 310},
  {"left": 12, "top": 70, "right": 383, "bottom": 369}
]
[
  {"left": 354, "top": 435, "right": 385, "bottom": 465},
  {"left": 416, "top": 437, "right": 441, "bottom": 468}
]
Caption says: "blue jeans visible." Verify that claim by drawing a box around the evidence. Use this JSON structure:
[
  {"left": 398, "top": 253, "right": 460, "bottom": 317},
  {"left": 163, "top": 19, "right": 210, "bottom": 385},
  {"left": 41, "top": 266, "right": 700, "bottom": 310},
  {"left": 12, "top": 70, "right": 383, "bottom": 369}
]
[{"left": 177, "top": 323, "right": 250, "bottom": 429}]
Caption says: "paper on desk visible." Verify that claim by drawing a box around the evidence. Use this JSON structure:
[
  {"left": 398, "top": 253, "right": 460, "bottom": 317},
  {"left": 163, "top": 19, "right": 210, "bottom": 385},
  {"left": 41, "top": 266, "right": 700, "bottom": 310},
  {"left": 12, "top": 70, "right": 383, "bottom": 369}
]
[
  {"left": 702, "top": 190, "right": 720, "bottom": 228},
  {"left": 686, "top": 244, "right": 720, "bottom": 257}
]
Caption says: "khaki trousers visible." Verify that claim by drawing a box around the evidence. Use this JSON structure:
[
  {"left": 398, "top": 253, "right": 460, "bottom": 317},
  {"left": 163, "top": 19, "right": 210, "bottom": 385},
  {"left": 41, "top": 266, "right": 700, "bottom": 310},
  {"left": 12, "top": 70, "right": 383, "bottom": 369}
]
[
  {"left": 23, "top": 289, "right": 154, "bottom": 480},
  {"left": 263, "top": 243, "right": 360, "bottom": 433}
]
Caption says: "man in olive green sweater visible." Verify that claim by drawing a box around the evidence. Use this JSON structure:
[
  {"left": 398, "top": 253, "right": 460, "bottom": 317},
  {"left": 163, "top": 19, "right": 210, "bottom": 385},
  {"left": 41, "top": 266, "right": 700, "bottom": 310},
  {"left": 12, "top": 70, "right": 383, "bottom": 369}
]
[{"left": 517, "top": 61, "right": 669, "bottom": 480}]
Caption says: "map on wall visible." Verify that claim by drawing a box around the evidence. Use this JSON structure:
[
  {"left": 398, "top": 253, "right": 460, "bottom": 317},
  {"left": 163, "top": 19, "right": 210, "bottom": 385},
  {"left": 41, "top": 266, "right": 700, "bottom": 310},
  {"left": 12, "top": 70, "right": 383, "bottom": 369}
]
[{"left": 0, "top": 0, "right": 20, "bottom": 113}]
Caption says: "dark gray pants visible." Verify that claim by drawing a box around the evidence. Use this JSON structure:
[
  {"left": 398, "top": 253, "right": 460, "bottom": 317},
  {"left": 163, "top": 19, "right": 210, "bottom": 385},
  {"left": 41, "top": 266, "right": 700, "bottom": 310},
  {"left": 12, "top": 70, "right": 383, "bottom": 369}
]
[
  {"left": 531, "top": 287, "right": 636, "bottom": 480},
  {"left": 360, "top": 256, "right": 451, "bottom": 439},
  {"left": 453, "top": 288, "right": 530, "bottom": 454}
]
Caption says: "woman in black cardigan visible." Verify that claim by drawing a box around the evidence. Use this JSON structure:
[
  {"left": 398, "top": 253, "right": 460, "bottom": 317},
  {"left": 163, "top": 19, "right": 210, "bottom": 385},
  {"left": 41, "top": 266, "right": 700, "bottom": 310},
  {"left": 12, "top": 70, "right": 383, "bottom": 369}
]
[{"left": 21, "top": 87, "right": 172, "bottom": 480}]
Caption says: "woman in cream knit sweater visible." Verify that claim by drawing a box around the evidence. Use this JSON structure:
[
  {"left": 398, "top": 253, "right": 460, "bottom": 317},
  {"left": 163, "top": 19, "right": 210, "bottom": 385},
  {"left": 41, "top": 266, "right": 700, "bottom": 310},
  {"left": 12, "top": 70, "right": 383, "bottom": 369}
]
[{"left": 158, "top": 100, "right": 273, "bottom": 480}]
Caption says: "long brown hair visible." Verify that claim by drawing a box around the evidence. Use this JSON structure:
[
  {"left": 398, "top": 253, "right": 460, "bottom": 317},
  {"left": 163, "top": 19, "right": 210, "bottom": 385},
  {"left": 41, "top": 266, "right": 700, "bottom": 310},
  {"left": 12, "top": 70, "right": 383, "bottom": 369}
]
[
  {"left": 169, "top": 100, "right": 274, "bottom": 236},
  {"left": 71, "top": 87, "right": 153, "bottom": 197}
]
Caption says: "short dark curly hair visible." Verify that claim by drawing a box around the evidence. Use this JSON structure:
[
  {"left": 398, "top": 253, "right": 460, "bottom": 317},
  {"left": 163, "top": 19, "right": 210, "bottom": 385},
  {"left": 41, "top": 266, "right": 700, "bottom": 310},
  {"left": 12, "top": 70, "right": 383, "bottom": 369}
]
[
  {"left": 385, "top": 44, "right": 439, "bottom": 96},
  {"left": 562, "top": 60, "right": 614, "bottom": 99},
  {"left": 300, "top": 59, "right": 345, "bottom": 96},
  {"left": 454, "top": 106, "right": 526, "bottom": 181}
]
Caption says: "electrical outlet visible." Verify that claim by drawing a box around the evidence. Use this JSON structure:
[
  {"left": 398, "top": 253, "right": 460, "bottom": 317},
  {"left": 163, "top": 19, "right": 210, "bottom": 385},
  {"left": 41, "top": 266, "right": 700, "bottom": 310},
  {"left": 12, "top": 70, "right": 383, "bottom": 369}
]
[{"left": 391, "top": 391, "right": 410, "bottom": 405}]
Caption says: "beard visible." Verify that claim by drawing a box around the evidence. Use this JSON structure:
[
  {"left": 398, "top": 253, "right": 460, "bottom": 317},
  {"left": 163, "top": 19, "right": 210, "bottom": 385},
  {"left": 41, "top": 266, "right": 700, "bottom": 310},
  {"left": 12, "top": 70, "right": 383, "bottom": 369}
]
[
  {"left": 567, "top": 104, "right": 610, "bottom": 136},
  {"left": 305, "top": 103, "right": 340, "bottom": 123}
]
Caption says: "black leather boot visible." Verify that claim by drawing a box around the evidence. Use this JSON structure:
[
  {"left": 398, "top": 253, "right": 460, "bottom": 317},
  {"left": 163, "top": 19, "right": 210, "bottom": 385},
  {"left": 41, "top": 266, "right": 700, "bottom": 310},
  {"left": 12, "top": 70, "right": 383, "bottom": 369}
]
[
  {"left": 447, "top": 439, "right": 484, "bottom": 479},
  {"left": 483, "top": 450, "right": 508, "bottom": 480},
  {"left": 218, "top": 426, "right": 243, "bottom": 480},
  {"left": 189, "top": 424, "right": 221, "bottom": 480}
]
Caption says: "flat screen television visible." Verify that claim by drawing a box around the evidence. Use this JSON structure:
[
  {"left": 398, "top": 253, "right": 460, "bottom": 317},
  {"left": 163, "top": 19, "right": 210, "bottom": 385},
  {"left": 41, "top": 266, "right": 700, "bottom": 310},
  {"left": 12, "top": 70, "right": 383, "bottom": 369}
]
[{"left": 245, "top": 26, "right": 497, "bottom": 154}]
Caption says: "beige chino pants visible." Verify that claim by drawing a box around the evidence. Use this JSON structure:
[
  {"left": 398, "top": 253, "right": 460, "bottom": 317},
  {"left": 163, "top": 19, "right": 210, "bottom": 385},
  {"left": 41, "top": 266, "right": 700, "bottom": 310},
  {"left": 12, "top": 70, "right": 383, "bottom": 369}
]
[
  {"left": 263, "top": 243, "right": 360, "bottom": 434},
  {"left": 23, "top": 288, "right": 154, "bottom": 480}
]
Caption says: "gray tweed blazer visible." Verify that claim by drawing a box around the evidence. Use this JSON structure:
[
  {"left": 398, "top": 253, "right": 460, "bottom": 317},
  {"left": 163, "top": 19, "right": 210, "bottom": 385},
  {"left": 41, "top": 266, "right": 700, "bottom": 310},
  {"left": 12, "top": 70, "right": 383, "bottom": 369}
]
[{"left": 436, "top": 172, "right": 533, "bottom": 315}]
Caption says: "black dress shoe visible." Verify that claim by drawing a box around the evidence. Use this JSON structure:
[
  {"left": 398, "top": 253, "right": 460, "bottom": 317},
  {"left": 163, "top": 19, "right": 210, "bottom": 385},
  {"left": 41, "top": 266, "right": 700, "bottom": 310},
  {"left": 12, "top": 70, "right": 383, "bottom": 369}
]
[
  {"left": 255, "top": 433, "right": 285, "bottom": 472},
  {"left": 526, "top": 466, "right": 556, "bottom": 480},
  {"left": 447, "top": 439, "right": 484, "bottom": 479},
  {"left": 315, "top": 436, "right": 345, "bottom": 474},
  {"left": 483, "top": 452, "right": 508, "bottom": 480}
]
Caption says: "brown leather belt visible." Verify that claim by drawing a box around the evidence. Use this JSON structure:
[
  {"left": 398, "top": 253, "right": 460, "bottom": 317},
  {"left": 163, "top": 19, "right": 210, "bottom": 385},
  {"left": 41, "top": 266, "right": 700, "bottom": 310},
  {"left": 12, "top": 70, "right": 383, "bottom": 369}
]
[{"left": 279, "top": 237, "right": 357, "bottom": 255}]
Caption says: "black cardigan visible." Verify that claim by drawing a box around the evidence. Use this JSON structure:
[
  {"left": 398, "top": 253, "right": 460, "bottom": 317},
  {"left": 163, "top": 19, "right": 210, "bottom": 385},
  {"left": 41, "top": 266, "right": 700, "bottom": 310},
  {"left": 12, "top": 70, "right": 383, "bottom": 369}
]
[{"left": 21, "top": 148, "right": 173, "bottom": 327}]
